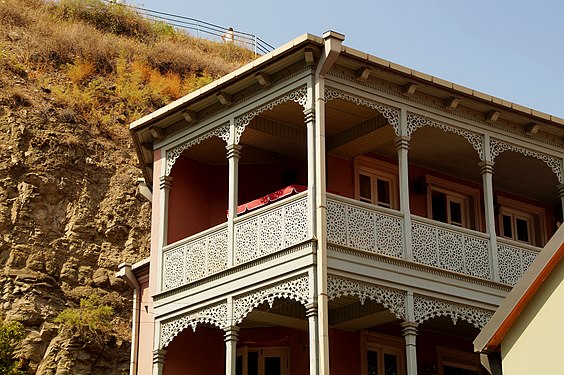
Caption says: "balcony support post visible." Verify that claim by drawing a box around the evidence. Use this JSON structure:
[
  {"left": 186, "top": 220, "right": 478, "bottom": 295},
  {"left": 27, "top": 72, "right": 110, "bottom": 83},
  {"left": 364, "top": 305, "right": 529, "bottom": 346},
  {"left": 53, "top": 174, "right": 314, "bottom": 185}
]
[
  {"left": 403, "top": 291, "right": 418, "bottom": 375},
  {"left": 306, "top": 302, "right": 319, "bottom": 375},
  {"left": 224, "top": 325, "right": 240, "bottom": 375},
  {"left": 396, "top": 117, "right": 413, "bottom": 260},
  {"left": 152, "top": 349, "right": 167, "bottom": 375},
  {"left": 557, "top": 183, "right": 564, "bottom": 223},
  {"left": 157, "top": 176, "right": 172, "bottom": 291},
  {"left": 305, "top": 106, "right": 316, "bottom": 239},
  {"left": 479, "top": 159, "right": 500, "bottom": 282},
  {"left": 226, "top": 143, "right": 242, "bottom": 267}
]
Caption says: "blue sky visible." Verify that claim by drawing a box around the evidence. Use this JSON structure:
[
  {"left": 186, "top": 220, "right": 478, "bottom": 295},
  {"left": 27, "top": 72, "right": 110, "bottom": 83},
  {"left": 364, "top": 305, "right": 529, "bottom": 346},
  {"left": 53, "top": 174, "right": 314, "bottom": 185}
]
[{"left": 138, "top": 0, "right": 563, "bottom": 118}]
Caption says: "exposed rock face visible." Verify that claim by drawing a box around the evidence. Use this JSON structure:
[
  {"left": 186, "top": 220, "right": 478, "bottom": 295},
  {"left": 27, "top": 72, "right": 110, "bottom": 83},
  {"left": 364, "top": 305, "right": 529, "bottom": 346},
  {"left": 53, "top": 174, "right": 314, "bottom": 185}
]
[{"left": 0, "top": 83, "right": 151, "bottom": 373}]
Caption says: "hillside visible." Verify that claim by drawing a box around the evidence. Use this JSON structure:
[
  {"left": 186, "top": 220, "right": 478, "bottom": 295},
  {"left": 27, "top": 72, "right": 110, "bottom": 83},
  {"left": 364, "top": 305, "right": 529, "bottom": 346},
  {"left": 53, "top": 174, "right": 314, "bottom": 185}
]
[{"left": 0, "top": 0, "right": 256, "bottom": 373}]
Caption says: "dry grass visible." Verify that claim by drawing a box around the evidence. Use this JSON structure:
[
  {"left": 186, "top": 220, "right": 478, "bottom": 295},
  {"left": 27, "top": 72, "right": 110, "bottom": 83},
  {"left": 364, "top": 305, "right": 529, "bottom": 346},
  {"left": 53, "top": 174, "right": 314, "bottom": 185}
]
[{"left": 0, "top": 0, "right": 256, "bottom": 131}]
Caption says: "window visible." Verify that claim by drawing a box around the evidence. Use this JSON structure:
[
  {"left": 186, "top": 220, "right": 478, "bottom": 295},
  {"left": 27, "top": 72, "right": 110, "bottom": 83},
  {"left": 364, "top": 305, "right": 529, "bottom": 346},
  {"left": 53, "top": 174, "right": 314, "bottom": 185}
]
[
  {"left": 236, "top": 347, "right": 289, "bottom": 375},
  {"left": 436, "top": 347, "right": 482, "bottom": 375},
  {"left": 497, "top": 196, "right": 546, "bottom": 246},
  {"left": 355, "top": 157, "right": 399, "bottom": 210},
  {"left": 426, "top": 176, "right": 482, "bottom": 231},
  {"left": 362, "top": 332, "right": 406, "bottom": 375}
]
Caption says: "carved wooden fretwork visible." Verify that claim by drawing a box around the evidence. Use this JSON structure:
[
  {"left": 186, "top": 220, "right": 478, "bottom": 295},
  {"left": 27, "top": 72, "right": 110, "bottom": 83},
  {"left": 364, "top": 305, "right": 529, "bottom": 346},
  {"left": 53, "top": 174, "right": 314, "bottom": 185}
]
[
  {"left": 165, "top": 124, "right": 230, "bottom": 176},
  {"left": 235, "top": 87, "right": 308, "bottom": 144},
  {"left": 413, "top": 294, "right": 492, "bottom": 329},
  {"left": 489, "top": 138, "right": 563, "bottom": 183},
  {"left": 233, "top": 275, "right": 310, "bottom": 324},
  {"left": 327, "top": 275, "right": 406, "bottom": 320},
  {"left": 324, "top": 88, "right": 400, "bottom": 136},
  {"left": 406, "top": 113, "right": 485, "bottom": 161},
  {"left": 160, "top": 302, "right": 228, "bottom": 348}
]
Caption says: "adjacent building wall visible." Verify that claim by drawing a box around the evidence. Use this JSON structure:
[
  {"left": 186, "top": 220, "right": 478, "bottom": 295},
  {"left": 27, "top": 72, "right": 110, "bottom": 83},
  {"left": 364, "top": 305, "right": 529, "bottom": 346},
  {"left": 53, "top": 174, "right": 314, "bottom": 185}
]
[{"left": 501, "top": 258, "right": 564, "bottom": 374}]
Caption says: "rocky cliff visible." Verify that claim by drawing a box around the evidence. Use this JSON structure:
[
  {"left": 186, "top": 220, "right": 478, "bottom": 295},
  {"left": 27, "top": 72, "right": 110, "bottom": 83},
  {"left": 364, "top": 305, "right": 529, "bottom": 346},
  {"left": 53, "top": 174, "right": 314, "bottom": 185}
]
[{"left": 0, "top": 0, "right": 254, "bottom": 372}]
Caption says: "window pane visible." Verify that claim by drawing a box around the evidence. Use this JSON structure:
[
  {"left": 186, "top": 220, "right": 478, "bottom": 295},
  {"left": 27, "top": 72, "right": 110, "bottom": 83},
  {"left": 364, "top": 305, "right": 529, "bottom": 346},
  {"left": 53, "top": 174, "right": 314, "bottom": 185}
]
[
  {"left": 432, "top": 191, "right": 447, "bottom": 223},
  {"left": 516, "top": 218, "right": 529, "bottom": 242},
  {"left": 502, "top": 214, "right": 513, "bottom": 238},
  {"left": 383, "top": 353, "right": 398, "bottom": 375},
  {"left": 367, "top": 350, "right": 378, "bottom": 375},
  {"left": 248, "top": 352, "right": 258, "bottom": 375},
  {"left": 360, "top": 174, "right": 372, "bottom": 202},
  {"left": 264, "top": 357, "right": 281, "bottom": 375},
  {"left": 236, "top": 355, "right": 243, "bottom": 375},
  {"left": 450, "top": 201, "right": 462, "bottom": 226},
  {"left": 377, "top": 179, "right": 391, "bottom": 207}
]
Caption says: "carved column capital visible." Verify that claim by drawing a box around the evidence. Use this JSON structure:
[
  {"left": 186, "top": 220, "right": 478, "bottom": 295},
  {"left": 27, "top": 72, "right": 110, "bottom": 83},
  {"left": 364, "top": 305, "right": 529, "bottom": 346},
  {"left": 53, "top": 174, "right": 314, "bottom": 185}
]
[
  {"left": 305, "top": 302, "right": 318, "bottom": 318},
  {"left": 401, "top": 321, "right": 419, "bottom": 336},
  {"left": 557, "top": 184, "right": 564, "bottom": 198},
  {"left": 159, "top": 176, "right": 173, "bottom": 190},
  {"left": 223, "top": 325, "right": 240, "bottom": 342},
  {"left": 478, "top": 161, "right": 495, "bottom": 175},
  {"left": 303, "top": 107, "right": 315, "bottom": 123},
  {"left": 394, "top": 136, "right": 410, "bottom": 151},
  {"left": 226, "top": 144, "right": 242, "bottom": 159},
  {"left": 153, "top": 348, "right": 167, "bottom": 364}
]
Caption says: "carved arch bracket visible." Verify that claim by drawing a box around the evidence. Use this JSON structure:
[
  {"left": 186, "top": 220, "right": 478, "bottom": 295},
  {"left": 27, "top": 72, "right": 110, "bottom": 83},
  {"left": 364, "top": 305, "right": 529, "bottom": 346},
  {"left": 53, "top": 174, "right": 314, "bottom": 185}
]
[
  {"left": 233, "top": 275, "right": 310, "bottom": 324},
  {"left": 235, "top": 87, "right": 308, "bottom": 144},
  {"left": 406, "top": 113, "right": 485, "bottom": 161},
  {"left": 165, "top": 124, "right": 230, "bottom": 176},
  {"left": 413, "top": 294, "right": 492, "bottom": 329},
  {"left": 490, "top": 138, "right": 563, "bottom": 183},
  {"left": 160, "top": 302, "right": 228, "bottom": 348},
  {"left": 327, "top": 275, "right": 407, "bottom": 320},
  {"left": 324, "top": 88, "right": 400, "bottom": 136}
]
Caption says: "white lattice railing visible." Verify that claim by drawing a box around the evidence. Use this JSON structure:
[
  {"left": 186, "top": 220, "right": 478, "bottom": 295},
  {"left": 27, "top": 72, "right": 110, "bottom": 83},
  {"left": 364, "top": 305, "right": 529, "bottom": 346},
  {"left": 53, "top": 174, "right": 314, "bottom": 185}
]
[
  {"left": 162, "top": 223, "right": 229, "bottom": 291},
  {"left": 411, "top": 216, "right": 492, "bottom": 279},
  {"left": 496, "top": 238, "right": 539, "bottom": 285},
  {"left": 327, "top": 195, "right": 404, "bottom": 258},
  {"left": 234, "top": 192, "right": 308, "bottom": 265},
  {"left": 161, "top": 192, "right": 309, "bottom": 291}
]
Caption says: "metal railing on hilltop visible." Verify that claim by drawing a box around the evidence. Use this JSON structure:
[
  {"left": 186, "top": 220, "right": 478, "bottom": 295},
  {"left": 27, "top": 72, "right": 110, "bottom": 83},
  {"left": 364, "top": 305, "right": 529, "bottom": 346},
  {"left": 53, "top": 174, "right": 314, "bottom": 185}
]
[{"left": 103, "top": 0, "right": 275, "bottom": 55}]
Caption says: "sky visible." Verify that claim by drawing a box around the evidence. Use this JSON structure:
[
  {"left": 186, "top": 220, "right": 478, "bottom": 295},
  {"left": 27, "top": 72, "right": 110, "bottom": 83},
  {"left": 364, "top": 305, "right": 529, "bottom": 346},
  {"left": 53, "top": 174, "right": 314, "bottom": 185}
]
[{"left": 137, "top": 0, "right": 564, "bottom": 118}]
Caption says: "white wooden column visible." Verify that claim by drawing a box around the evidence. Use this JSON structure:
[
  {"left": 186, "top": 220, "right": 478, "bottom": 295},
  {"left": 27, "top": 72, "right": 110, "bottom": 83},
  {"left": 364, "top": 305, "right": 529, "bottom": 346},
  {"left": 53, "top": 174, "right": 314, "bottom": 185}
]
[
  {"left": 557, "top": 184, "right": 564, "bottom": 222},
  {"left": 306, "top": 302, "right": 319, "bottom": 375},
  {"left": 479, "top": 159, "right": 499, "bottom": 282},
  {"left": 157, "top": 176, "right": 172, "bottom": 291},
  {"left": 226, "top": 143, "right": 242, "bottom": 267},
  {"left": 314, "top": 76, "right": 330, "bottom": 375},
  {"left": 395, "top": 132, "right": 413, "bottom": 261},
  {"left": 402, "top": 291, "right": 418, "bottom": 375},
  {"left": 152, "top": 349, "right": 167, "bottom": 375},
  {"left": 305, "top": 106, "right": 316, "bottom": 239},
  {"left": 224, "top": 326, "right": 239, "bottom": 375}
]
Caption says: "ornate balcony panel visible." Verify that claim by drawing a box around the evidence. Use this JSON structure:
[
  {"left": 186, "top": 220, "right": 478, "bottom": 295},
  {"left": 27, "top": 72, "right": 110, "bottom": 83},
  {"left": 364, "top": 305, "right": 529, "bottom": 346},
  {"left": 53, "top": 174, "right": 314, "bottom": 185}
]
[
  {"left": 162, "top": 224, "right": 228, "bottom": 291},
  {"left": 411, "top": 217, "right": 491, "bottom": 279},
  {"left": 327, "top": 196, "right": 404, "bottom": 258},
  {"left": 497, "top": 239, "right": 538, "bottom": 285},
  {"left": 234, "top": 193, "right": 308, "bottom": 265}
]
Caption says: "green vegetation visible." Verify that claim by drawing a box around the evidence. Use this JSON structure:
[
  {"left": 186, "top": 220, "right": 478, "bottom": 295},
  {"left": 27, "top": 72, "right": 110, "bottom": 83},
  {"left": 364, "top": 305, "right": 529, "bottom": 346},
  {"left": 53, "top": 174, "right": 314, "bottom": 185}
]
[
  {"left": 55, "top": 294, "right": 114, "bottom": 346},
  {"left": 0, "top": 320, "right": 25, "bottom": 375}
]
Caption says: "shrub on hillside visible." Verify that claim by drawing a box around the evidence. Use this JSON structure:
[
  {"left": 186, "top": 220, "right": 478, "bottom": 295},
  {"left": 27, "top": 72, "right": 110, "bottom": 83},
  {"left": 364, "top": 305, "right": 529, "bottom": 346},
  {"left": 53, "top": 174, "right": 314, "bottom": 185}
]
[{"left": 0, "top": 320, "right": 25, "bottom": 375}]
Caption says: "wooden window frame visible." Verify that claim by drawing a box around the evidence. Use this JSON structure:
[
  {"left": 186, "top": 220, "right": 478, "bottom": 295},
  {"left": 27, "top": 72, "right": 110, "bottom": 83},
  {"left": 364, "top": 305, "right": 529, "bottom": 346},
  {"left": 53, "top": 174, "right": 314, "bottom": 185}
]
[
  {"left": 236, "top": 346, "right": 289, "bottom": 375},
  {"left": 436, "top": 347, "right": 483, "bottom": 375},
  {"left": 497, "top": 195, "right": 546, "bottom": 246},
  {"left": 355, "top": 156, "right": 399, "bottom": 210},
  {"left": 361, "top": 331, "right": 406, "bottom": 375},
  {"left": 425, "top": 175, "right": 483, "bottom": 231}
]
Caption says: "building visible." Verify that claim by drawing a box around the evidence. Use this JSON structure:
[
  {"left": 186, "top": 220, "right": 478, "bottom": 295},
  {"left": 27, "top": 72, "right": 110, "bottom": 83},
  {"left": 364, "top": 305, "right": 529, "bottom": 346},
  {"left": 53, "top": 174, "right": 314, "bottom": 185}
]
[
  {"left": 473, "top": 226, "right": 564, "bottom": 375},
  {"left": 119, "top": 31, "right": 564, "bottom": 375}
]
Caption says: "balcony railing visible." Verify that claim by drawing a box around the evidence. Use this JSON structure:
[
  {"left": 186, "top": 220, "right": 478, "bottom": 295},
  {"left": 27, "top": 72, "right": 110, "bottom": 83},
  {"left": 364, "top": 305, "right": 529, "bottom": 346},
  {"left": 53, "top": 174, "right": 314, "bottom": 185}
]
[
  {"left": 327, "top": 194, "right": 540, "bottom": 285},
  {"left": 161, "top": 192, "right": 309, "bottom": 291}
]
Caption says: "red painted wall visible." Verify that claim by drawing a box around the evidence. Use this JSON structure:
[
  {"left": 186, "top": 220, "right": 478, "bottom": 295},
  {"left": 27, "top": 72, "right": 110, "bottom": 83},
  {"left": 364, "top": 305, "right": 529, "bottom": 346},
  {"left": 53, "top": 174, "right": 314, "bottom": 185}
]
[
  {"left": 168, "top": 155, "right": 228, "bottom": 244},
  {"left": 327, "top": 155, "right": 355, "bottom": 197},
  {"left": 163, "top": 327, "right": 225, "bottom": 375},
  {"left": 329, "top": 329, "right": 361, "bottom": 374}
]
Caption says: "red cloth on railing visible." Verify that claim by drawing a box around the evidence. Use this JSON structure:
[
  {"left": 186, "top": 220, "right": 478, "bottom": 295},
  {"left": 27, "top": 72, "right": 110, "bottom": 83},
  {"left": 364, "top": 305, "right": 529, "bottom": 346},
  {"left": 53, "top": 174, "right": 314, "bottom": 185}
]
[{"left": 230, "top": 185, "right": 307, "bottom": 216}]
